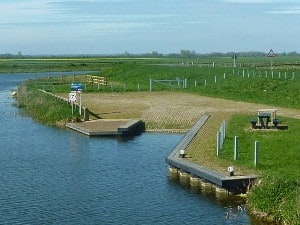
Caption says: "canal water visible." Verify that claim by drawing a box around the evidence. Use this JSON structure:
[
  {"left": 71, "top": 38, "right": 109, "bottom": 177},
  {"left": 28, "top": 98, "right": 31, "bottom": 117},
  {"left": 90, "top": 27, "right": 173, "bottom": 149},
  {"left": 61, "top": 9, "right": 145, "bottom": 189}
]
[{"left": 0, "top": 72, "right": 262, "bottom": 225}]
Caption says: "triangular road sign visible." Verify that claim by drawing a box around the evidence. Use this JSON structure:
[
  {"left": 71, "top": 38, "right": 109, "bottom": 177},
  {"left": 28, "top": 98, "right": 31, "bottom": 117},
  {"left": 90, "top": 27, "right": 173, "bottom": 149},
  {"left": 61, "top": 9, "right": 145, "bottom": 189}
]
[{"left": 267, "top": 49, "right": 275, "bottom": 57}]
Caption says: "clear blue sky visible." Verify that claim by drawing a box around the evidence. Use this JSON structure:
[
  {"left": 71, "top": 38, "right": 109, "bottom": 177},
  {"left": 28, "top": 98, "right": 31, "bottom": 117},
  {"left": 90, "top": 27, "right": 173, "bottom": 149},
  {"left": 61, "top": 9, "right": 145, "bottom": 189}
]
[{"left": 1, "top": 0, "right": 300, "bottom": 55}]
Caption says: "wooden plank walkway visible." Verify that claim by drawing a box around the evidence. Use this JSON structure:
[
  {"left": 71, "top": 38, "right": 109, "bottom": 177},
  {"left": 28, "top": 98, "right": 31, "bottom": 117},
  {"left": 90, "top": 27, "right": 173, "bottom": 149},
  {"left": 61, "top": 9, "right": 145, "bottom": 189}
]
[
  {"left": 166, "top": 114, "right": 257, "bottom": 194},
  {"left": 66, "top": 119, "right": 145, "bottom": 136}
]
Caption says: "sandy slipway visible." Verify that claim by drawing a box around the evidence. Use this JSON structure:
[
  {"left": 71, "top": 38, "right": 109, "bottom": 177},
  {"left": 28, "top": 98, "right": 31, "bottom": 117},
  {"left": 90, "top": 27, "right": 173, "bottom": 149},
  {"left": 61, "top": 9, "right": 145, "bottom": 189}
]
[{"left": 76, "top": 92, "right": 300, "bottom": 129}]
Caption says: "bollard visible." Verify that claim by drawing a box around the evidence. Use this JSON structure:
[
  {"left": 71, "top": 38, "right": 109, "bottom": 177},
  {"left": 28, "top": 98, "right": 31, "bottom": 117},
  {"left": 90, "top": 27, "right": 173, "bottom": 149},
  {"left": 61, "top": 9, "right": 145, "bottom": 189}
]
[
  {"left": 179, "top": 149, "right": 185, "bottom": 158},
  {"left": 228, "top": 166, "right": 234, "bottom": 176}
]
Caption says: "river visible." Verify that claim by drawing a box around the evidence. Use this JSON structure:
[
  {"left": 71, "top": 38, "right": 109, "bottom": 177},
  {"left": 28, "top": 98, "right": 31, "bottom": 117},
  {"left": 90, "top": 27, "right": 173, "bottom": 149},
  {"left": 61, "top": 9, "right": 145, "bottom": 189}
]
[{"left": 0, "top": 72, "right": 263, "bottom": 225}]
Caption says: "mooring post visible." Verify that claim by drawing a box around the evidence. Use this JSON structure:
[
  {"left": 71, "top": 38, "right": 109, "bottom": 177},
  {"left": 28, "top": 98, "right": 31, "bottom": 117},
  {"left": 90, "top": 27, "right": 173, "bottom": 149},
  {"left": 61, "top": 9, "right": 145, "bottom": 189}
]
[
  {"left": 223, "top": 121, "right": 226, "bottom": 139},
  {"left": 254, "top": 141, "right": 259, "bottom": 167},
  {"left": 234, "top": 136, "right": 238, "bottom": 160},
  {"left": 217, "top": 131, "right": 221, "bottom": 156}
]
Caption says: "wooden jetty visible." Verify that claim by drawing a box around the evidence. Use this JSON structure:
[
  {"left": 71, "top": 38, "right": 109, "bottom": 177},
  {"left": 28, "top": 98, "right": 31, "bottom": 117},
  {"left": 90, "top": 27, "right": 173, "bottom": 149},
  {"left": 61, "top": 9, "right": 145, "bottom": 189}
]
[
  {"left": 66, "top": 119, "right": 145, "bottom": 137},
  {"left": 166, "top": 114, "right": 257, "bottom": 194}
]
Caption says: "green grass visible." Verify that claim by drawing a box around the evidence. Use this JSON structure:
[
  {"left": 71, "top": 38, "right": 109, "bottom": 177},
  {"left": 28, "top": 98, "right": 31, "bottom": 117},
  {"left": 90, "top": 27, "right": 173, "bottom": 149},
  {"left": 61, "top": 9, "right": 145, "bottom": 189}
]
[
  {"left": 25, "top": 62, "right": 299, "bottom": 109},
  {"left": 219, "top": 114, "right": 300, "bottom": 225},
  {"left": 15, "top": 83, "right": 81, "bottom": 126}
]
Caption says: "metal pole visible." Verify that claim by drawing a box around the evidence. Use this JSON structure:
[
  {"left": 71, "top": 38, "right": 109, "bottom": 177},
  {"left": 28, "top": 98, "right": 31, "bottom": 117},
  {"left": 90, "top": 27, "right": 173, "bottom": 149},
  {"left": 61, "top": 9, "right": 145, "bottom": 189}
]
[
  {"left": 254, "top": 141, "right": 259, "bottom": 167},
  {"left": 223, "top": 121, "right": 226, "bottom": 139},
  {"left": 217, "top": 132, "right": 221, "bottom": 156},
  {"left": 79, "top": 92, "right": 82, "bottom": 116},
  {"left": 234, "top": 136, "right": 238, "bottom": 160},
  {"left": 71, "top": 102, "right": 74, "bottom": 116}
]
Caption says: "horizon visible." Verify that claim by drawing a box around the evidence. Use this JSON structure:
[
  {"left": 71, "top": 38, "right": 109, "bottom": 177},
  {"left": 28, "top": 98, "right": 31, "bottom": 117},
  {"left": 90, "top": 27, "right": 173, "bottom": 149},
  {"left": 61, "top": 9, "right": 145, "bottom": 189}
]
[{"left": 1, "top": 0, "right": 300, "bottom": 55}]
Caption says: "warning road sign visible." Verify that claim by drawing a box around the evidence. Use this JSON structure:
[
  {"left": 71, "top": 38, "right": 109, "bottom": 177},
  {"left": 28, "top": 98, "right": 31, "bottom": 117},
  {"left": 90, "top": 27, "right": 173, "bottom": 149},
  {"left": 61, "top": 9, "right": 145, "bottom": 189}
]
[{"left": 267, "top": 49, "right": 275, "bottom": 57}]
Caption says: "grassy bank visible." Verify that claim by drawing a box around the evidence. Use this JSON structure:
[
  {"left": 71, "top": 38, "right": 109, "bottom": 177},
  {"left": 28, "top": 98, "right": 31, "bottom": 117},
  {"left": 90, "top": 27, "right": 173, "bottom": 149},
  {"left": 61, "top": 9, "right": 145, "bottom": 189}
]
[
  {"left": 219, "top": 115, "right": 299, "bottom": 224},
  {"left": 15, "top": 83, "right": 81, "bottom": 126}
]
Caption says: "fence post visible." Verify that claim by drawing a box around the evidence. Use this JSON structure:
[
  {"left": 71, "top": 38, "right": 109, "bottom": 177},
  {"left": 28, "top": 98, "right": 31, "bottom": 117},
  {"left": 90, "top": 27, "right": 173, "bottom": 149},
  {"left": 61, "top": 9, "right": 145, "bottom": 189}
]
[
  {"left": 254, "top": 141, "right": 259, "bottom": 167},
  {"left": 149, "top": 79, "right": 152, "bottom": 91},
  {"left": 234, "top": 136, "right": 238, "bottom": 160}
]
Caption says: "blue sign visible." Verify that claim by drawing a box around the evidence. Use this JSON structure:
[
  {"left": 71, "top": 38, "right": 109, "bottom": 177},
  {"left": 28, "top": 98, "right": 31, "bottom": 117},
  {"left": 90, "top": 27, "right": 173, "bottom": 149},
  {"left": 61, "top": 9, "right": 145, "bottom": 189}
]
[{"left": 71, "top": 83, "right": 83, "bottom": 92}]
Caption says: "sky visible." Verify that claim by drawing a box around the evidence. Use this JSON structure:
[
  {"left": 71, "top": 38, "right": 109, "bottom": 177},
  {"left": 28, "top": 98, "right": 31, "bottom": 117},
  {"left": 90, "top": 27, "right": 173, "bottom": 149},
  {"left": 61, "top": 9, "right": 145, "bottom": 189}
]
[{"left": 1, "top": 0, "right": 300, "bottom": 55}]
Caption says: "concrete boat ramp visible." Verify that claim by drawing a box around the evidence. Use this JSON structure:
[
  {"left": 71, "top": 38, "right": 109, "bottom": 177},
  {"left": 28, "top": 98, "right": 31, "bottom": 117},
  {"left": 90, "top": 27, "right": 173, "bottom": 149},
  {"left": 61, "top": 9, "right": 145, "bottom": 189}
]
[
  {"left": 66, "top": 119, "right": 145, "bottom": 137},
  {"left": 166, "top": 114, "right": 257, "bottom": 194}
]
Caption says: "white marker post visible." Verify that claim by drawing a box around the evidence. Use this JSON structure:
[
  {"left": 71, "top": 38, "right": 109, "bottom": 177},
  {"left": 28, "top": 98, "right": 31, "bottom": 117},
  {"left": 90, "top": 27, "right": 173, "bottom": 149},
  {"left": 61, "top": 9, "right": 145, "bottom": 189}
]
[
  {"left": 254, "top": 141, "right": 259, "bottom": 167},
  {"left": 234, "top": 136, "right": 238, "bottom": 161}
]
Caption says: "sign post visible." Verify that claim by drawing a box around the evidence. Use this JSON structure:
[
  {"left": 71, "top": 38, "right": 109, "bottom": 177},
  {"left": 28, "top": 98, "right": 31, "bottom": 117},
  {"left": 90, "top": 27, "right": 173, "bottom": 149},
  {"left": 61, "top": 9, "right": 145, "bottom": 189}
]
[
  {"left": 267, "top": 49, "right": 275, "bottom": 70},
  {"left": 71, "top": 83, "right": 83, "bottom": 115},
  {"left": 68, "top": 92, "right": 77, "bottom": 116}
]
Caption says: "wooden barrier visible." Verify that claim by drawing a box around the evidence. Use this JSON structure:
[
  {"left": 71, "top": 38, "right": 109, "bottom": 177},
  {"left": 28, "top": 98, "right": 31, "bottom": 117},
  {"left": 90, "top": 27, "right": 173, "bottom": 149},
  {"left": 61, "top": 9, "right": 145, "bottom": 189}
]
[{"left": 86, "top": 75, "right": 107, "bottom": 86}]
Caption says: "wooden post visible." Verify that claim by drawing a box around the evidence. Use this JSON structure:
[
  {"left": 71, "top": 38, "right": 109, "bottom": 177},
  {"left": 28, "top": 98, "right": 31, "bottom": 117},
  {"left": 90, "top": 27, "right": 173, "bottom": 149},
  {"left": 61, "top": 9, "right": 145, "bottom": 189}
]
[{"left": 150, "top": 79, "right": 152, "bottom": 91}]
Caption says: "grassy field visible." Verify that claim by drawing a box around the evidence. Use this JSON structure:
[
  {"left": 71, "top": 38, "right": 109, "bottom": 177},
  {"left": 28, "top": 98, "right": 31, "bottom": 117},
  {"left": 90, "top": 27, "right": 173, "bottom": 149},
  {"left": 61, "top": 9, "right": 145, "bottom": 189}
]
[
  {"left": 3, "top": 56, "right": 300, "bottom": 225},
  {"left": 220, "top": 114, "right": 300, "bottom": 224},
  {"left": 17, "top": 60, "right": 300, "bottom": 110}
]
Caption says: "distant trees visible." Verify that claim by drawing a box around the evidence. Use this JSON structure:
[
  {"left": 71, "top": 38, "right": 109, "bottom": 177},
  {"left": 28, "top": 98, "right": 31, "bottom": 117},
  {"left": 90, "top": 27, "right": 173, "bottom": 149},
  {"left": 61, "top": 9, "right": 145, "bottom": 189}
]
[{"left": 0, "top": 50, "right": 299, "bottom": 59}]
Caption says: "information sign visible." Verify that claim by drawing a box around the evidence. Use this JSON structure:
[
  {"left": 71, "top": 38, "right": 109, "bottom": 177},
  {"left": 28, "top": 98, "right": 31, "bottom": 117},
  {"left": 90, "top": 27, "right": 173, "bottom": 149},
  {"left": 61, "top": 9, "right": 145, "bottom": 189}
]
[{"left": 71, "top": 83, "right": 83, "bottom": 92}]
